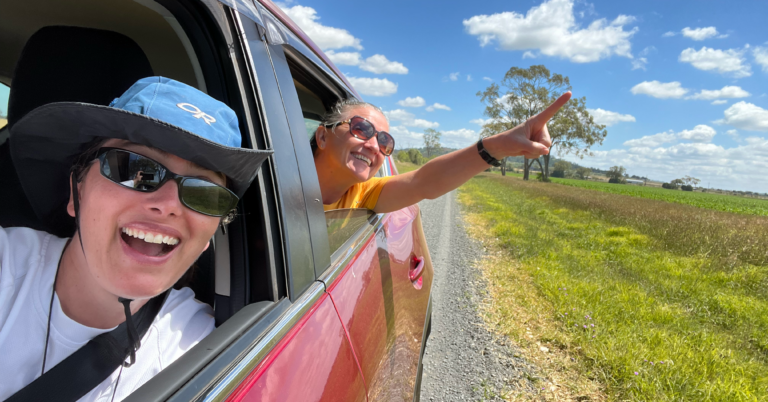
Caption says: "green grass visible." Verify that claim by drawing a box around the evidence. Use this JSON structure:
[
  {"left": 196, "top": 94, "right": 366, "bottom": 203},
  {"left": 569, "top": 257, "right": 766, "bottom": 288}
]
[
  {"left": 549, "top": 177, "right": 768, "bottom": 216},
  {"left": 459, "top": 174, "right": 768, "bottom": 401}
]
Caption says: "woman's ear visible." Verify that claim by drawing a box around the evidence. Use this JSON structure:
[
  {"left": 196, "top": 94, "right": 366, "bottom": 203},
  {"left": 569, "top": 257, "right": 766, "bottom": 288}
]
[
  {"left": 66, "top": 172, "right": 77, "bottom": 218},
  {"left": 315, "top": 125, "right": 328, "bottom": 150}
]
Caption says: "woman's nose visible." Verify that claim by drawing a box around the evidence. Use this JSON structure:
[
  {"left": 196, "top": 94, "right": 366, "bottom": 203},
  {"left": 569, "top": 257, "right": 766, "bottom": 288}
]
[
  {"left": 362, "top": 134, "right": 380, "bottom": 153},
  {"left": 144, "top": 179, "right": 184, "bottom": 217}
]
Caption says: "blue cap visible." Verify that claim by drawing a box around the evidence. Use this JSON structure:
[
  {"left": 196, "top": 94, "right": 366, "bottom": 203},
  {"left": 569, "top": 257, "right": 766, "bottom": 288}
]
[{"left": 110, "top": 77, "right": 241, "bottom": 148}]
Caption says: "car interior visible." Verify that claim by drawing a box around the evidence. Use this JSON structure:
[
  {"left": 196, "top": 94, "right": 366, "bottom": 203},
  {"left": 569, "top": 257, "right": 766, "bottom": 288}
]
[{"left": 0, "top": 0, "right": 281, "bottom": 327}]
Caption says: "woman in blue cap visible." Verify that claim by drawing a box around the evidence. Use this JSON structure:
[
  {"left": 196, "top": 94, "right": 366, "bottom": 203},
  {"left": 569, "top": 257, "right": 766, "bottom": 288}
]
[{"left": 0, "top": 77, "right": 271, "bottom": 401}]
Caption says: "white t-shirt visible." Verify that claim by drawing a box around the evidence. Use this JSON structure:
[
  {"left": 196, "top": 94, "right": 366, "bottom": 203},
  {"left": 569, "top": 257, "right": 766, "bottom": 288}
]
[{"left": 0, "top": 226, "right": 215, "bottom": 401}]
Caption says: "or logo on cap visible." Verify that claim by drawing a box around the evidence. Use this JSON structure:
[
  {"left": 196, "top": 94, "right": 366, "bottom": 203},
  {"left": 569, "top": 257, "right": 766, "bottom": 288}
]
[{"left": 177, "top": 103, "right": 216, "bottom": 126}]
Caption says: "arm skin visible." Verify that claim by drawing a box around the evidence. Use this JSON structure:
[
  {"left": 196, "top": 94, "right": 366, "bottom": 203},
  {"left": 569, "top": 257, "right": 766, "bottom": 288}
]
[{"left": 374, "top": 92, "right": 571, "bottom": 213}]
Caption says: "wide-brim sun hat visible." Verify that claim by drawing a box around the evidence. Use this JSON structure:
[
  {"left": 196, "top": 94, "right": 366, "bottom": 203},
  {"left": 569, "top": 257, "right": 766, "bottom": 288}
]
[{"left": 10, "top": 76, "right": 273, "bottom": 233}]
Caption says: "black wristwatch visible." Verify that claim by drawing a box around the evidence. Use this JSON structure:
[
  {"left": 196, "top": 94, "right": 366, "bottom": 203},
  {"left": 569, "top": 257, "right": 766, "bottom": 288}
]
[{"left": 477, "top": 139, "right": 502, "bottom": 167}]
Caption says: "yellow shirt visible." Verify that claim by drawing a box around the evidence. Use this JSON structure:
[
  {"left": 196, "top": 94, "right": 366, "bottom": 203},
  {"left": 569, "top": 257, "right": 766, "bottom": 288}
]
[{"left": 323, "top": 176, "right": 393, "bottom": 211}]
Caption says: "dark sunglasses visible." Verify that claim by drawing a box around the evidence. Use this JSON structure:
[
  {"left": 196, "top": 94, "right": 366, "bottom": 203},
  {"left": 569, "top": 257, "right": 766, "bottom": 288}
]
[
  {"left": 324, "top": 115, "right": 395, "bottom": 156},
  {"left": 96, "top": 148, "right": 238, "bottom": 218}
]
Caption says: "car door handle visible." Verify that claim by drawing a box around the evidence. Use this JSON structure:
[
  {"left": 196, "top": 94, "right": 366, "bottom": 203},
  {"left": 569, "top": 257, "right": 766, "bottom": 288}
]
[{"left": 409, "top": 256, "right": 425, "bottom": 282}]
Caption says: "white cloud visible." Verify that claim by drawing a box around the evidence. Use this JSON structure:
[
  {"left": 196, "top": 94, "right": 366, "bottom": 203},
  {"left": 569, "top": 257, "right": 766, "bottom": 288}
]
[
  {"left": 483, "top": 77, "right": 493, "bottom": 82},
  {"left": 389, "top": 125, "right": 423, "bottom": 148},
  {"left": 726, "top": 129, "right": 740, "bottom": 141},
  {"left": 358, "top": 54, "right": 408, "bottom": 74},
  {"left": 279, "top": 5, "right": 362, "bottom": 50},
  {"left": 631, "top": 57, "right": 648, "bottom": 70},
  {"left": 662, "top": 31, "right": 676, "bottom": 37},
  {"left": 623, "top": 124, "right": 716, "bottom": 147},
  {"left": 448, "top": 72, "right": 460, "bottom": 81},
  {"left": 325, "top": 50, "right": 361, "bottom": 66},
  {"left": 712, "top": 100, "right": 728, "bottom": 105},
  {"left": 397, "top": 96, "right": 426, "bottom": 107},
  {"left": 716, "top": 101, "right": 768, "bottom": 132},
  {"left": 467, "top": 75, "right": 473, "bottom": 81},
  {"left": 463, "top": 0, "right": 637, "bottom": 63},
  {"left": 442, "top": 128, "right": 479, "bottom": 148},
  {"left": 689, "top": 85, "right": 750, "bottom": 100},
  {"left": 754, "top": 47, "right": 768, "bottom": 72},
  {"left": 679, "top": 47, "right": 752, "bottom": 78},
  {"left": 384, "top": 109, "right": 439, "bottom": 129},
  {"left": 588, "top": 108, "right": 636, "bottom": 126},
  {"left": 426, "top": 103, "right": 451, "bottom": 112},
  {"left": 347, "top": 77, "right": 398, "bottom": 96},
  {"left": 631, "top": 81, "right": 689, "bottom": 99},
  {"left": 681, "top": 26, "right": 719, "bottom": 41},
  {"left": 523, "top": 51, "right": 537, "bottom": 59},
  {"left": 471, "top": 118, "right": 494, "bottom": 126},
  {"left": 564, "top": 135, "right": 768, "bottom": 192}
]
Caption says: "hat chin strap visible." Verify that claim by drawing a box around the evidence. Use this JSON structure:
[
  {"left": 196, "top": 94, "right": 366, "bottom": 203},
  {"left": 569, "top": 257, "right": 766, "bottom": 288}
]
[{"left": 71, "top": 172, "right": 140, "bottom": 367}]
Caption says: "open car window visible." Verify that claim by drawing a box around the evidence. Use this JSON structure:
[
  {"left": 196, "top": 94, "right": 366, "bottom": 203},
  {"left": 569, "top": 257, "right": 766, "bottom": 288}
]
[{"left": 0, "top": 83, "right": 8, "bottom": 131}]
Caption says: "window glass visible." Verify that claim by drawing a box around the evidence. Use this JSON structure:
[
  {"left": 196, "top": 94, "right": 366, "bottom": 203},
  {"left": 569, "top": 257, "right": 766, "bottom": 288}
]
[
  {"left": 325, "top": 208, "right": 375, "bottom": 254},
  {"left": 0, "top": 83, "right": 8, "bottom": 130},
  {"left": 304, "top": 116, "right": 321, "bottom": 139}
]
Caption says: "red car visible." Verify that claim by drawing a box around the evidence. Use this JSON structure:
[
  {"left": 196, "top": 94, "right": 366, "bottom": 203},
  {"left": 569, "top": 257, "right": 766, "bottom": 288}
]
[{"left": 0, "top": 0, "right": 433, "bottom": 400}]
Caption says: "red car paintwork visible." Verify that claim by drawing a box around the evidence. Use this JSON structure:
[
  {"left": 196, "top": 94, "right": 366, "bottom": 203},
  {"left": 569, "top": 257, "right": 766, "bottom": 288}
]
[
  {"left": 326, "top": 205, "right": 433, "bottom": 401},
  {"left": 226, "top": 293, "right": 367, "bottom": 402}
]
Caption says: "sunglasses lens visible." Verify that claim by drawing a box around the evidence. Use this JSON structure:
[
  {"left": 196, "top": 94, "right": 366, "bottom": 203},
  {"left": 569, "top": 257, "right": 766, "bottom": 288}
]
[
  {"left": 349, "top": 117, "right": 375, "bottom": 140},
  {"left": 101, "top": 149, "right": 164, "bottom": 191},
  {"left": 180, "top": 178, "right": 237, "bottom": 216},
  {"left": 378, "top": 132, "right": 395, "bottom": 156}
]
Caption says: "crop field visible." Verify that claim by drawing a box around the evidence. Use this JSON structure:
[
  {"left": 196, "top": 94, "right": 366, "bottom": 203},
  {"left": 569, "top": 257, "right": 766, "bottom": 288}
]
[
  {"left": 549, "top": 177, "right": 768, "bottom": 216},
  {"left": 456, "top": 173, "right": 768, "bottom": 401}
]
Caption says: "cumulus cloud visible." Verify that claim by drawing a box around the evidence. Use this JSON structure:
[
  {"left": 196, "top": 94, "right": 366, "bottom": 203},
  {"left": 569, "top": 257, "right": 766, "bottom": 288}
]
[
  {"left": 426, "top": 103, "right": 451, "bottom": 112},
  {"left": 679, "top": 47, "right": 752, "bottom": 78},
  {"left": 280, "top": 5, "right": 362, "bottom": 50},
  {"left": 384, "top": 109, "right": 439, "bottom": 129},
  {"left": 467, "top": 75, "right": 473, "bottom": 81},
  {"left": 631, "top": 57, "right": 648, "bottom": 70},
  {"left": 564, "top": 135, "right": 768, "bottom": 192},
  {"left": 389, "top": 125, "right": 423, "bottom": 148},
  {"left": 716, "top": 101, "right": 768, "bottom": 132},
  {"left": 726, "top": 129, "right": 740, "bottom": 141},
  {"left": 712, "top": 100, "right": 728, "bottom": 105},
  {"left": 325, "top": 50, "right": 361, "bottom": 66},
  {"left": 754, "top": 47, "right": 768, "bottom": 72},
  {"left": 359, "top": 54, "right": 408, "bottom": 74},
  {"left": 623, "top": 124, "right": 716, "bottom": 147},
  {"left": 471, "top": 118, "right": 494, "bottom": 126},
  {"left": 631, "top": 81, "right": 689, "bottom": 99},
  {"left": 588, "top": 108, "right": 636, "bottom": 126},
  {"left": 397, "top": 96, "right": 426, "bottom": 107},
  {"left": 688, "top": 85, "right": 750, "bottom": 100},
  {"left": 448, "top": 72, "right": 460, "bottom": 81},
  {"left": 681, "top": 27, "right": 720, "bottom": 41},
  {"left": 442, "top": 128, "right": 479, "bottom": 148},
  {"left": 347, "top": 77, "right": 398, "bottom": 96},
  {"left": 662, "top": 31, "right": 676, "bottom": 37},
  {"left": 462, "top": 0, "right": 637, "bottom": 63}
]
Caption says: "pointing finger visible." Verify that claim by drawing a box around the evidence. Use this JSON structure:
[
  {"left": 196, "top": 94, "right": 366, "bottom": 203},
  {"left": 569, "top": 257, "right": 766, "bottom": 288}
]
[{"left": 532, "top": 91, "right": 572, "bottom": 126}]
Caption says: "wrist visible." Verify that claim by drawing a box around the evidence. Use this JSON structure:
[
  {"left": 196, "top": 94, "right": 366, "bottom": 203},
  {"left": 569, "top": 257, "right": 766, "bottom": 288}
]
[{"left": 481, "top": 135, "right": 505, "bottom": 160}]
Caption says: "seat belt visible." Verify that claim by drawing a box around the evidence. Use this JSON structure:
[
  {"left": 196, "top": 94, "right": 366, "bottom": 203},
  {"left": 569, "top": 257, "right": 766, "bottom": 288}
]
[{"left": 6, "top": 291, "right": 170, "bottom": 402}]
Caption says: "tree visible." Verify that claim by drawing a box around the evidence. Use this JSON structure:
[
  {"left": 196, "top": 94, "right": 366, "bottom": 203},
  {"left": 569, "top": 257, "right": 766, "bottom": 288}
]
[
  {"left": 423, "top": 128, "right": 442, "bottom": 158},
  {"left": 607, "top": 166, "right": 626, "bottom": 184},
  {"left": 575, "top": 167, "right": 592, "bottom": 180},
  {"left": 670, "top": 178, "right": 684, "bottom": 188},
  {"left": 545, "top": 96, "right": 607, "bottom": 180},
  {"left": 681, "top": 176, "right": 700, "bottom": 187},
  {"left": 477, "top": 65, "right": 570, "bottom": 179},
  {"left": 551, "top": 160, "right": 571, "bottom": 178}
]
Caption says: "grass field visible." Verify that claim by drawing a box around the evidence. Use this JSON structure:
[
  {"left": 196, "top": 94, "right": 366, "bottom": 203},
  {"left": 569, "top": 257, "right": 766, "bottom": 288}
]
[
  {"left": 549, "top": 177, "right": 768, "bottom": 217},
  {"left": 456, "top": 173, "right": 768, "bottom": 401}
]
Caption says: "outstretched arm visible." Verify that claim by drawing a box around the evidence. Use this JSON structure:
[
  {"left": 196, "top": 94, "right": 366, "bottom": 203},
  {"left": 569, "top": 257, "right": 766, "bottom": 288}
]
[{"left": 374, "top": 92, "right": 571, "bottom": 213}]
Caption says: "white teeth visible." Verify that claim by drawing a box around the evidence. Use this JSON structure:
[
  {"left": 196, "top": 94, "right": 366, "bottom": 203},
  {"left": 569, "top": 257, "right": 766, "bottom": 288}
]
[
  {"left": 353, "top": 154, "right": 371, "bottom": 166},
  {"left": 122, "top": 228, "right": 178, "bottom": 246}
]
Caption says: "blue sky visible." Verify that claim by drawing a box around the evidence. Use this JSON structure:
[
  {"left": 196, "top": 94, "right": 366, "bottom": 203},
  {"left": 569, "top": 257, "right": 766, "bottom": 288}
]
[{"left": 277, "top": 0, "right": 768, "bottom": 192}]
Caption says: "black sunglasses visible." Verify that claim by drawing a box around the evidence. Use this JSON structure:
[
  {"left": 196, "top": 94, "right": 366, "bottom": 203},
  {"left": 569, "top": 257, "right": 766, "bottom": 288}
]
[
  {"left": 324, "top": 115, "right": 395, "bottom": 156},
  {"left": 96, "top": 148, "right": 238, "bottom": 218}
]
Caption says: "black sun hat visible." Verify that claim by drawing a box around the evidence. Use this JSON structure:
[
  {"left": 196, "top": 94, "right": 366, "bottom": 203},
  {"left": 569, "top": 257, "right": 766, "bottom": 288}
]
[{"left": 10, "top": 76, "right": 272, "bottom": 233}]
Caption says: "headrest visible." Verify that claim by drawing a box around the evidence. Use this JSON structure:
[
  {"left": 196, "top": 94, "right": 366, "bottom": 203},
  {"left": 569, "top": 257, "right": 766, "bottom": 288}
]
[{"left": 7, "top": 26, "right": 154, "bottom": 128}]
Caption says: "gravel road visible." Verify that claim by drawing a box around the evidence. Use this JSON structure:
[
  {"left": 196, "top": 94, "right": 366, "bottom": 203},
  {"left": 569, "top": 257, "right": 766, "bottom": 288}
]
[{"left": 418, "top": 190, "right": 541, "bottom": 401}]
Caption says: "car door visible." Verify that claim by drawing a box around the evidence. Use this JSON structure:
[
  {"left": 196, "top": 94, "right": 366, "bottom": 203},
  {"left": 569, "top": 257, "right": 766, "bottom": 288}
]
[{"left": 254, "top": 2, "right": 435, "bottom": 399}]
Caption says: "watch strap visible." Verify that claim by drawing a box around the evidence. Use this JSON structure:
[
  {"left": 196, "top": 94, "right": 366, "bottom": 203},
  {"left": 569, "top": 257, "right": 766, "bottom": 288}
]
[{"left": 477, "top": 139, "right": 502, "bottom": 167}]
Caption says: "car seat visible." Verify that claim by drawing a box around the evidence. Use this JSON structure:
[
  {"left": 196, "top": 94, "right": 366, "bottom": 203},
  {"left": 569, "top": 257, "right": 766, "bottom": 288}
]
[{"left": 0, "top": 26, "right": 216, "bottom": 307}]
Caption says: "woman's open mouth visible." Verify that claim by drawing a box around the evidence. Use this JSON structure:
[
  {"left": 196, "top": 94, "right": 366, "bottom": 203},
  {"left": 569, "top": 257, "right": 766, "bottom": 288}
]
[
  {"left": 120, "top": 227, "right": 180, "bottom": 257},
  {"left": 352, "top": 153, "right": 372, "bottom": 166}
]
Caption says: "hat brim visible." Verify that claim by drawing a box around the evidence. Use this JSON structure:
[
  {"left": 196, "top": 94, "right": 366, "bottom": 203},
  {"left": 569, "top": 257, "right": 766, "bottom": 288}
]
[{"left": 10, "top": 102, "right": 272, "bottom": 234}]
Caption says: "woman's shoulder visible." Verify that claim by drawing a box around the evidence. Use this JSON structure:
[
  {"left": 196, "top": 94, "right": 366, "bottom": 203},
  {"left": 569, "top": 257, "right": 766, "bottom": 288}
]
[
  {"left": 0, "top": 226, "right": 68, "bottom": 282},
  {"left": 152, "top": 287, "right": 215, "bottom": 359}
]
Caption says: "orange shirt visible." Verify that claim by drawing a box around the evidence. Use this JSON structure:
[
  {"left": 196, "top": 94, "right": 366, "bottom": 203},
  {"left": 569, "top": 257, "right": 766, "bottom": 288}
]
[{"left": 323, "top": 176, "right": 393, "bottom": 211}]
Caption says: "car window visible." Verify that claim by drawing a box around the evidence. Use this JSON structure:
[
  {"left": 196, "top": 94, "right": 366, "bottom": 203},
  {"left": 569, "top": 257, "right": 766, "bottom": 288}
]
[
  {"left": 0, "top": 82, "right": 8, "bottom": 131},
  {"left": 325, "top": 208, "right": 376, "bottom": 254}
]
